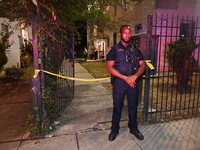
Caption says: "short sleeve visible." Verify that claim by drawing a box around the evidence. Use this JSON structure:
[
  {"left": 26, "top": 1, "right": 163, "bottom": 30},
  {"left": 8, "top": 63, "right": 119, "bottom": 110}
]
[{"left": 106, "top": 47, "right": 116, "bottom": 61}]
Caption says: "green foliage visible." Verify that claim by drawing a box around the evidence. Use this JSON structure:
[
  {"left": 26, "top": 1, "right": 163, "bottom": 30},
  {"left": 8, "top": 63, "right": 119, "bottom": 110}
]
[
  {"left": 21, "top": 105, "right": 42, "bottom": 137},
  {"left": 0, "top": 33, "right": 10, "bottom": 72},
  {"left": 0, "top": 0, "right": 146, "bottom": 36},
  {"left": 22, "top": 102, "right": 56, "bottom": 138},
  {"left": 21, "top": 113, "right": 41, "bottom": 138},
  {"left": 166, "top": 38, "right": 199, "bottom": 89},
  {"left": 42, "top": 88, "right": 58, "bottom": 122},
  {"left": 21, "top": 64, "right": 34, "bottom": 80},
  {"left": 5, "top": 66, "right": 24, "bottom": 79}
]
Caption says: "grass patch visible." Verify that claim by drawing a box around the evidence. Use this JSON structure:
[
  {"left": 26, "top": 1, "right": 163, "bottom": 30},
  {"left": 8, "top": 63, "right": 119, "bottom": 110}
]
[{"left": 80, "top": 61, "right": 110, "bottom": 78}]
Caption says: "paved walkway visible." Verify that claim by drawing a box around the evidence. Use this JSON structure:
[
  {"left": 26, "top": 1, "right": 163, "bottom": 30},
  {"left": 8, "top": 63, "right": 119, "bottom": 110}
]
[{"left": 0, "top": 63, "right": 200, "bottom": 150}]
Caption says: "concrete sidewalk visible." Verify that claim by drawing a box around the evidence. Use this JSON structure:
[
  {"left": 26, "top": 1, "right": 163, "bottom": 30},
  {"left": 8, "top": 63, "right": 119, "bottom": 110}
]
[{"left": 0, "top": 63, "right": 200, "bottom": 150}]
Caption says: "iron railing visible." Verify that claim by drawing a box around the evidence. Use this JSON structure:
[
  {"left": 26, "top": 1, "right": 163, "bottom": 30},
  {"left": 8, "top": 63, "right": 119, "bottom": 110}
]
[
  {"left": 139, "top": 14, "right": 200, "bottom": 123},
  {"left": 31, "top": 17, "right": 74, "bottom": 134}
]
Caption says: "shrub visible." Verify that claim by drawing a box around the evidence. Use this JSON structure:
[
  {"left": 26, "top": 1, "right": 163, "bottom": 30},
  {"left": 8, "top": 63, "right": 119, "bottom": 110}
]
[
  {"left": 0, "top": 33, "right": 10, "bottom": 72},
  {"left": 5, "top": 66, "right": 24, "bottom": 79},
  {"left": 166, "top": 38, "right": 199, "bottom": 90}
]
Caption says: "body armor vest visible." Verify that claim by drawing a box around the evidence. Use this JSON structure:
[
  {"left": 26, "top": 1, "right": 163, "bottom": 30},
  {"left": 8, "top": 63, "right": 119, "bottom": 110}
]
[{"left": 114, "top": 44, "right": 139, "bottom": 76}]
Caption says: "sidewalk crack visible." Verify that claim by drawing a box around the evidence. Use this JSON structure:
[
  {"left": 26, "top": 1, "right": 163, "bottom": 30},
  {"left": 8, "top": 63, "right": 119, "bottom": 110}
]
[{"left": 75, "top": 133, "right": 80, "bottom": 150}]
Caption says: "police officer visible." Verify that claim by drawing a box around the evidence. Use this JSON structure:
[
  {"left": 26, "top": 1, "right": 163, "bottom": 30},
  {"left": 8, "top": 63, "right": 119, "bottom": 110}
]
[{"left": 106, "top": 25, "right": 146, "bottom": 141}]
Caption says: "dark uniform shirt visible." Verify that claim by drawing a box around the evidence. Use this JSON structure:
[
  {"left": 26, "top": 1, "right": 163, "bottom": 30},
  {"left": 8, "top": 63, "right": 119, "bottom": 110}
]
[{"left": 106, "top": 42, "right": 144, "bottom": 76}]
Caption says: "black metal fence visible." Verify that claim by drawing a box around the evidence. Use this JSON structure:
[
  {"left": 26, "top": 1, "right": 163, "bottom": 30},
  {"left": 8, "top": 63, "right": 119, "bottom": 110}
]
[
  {"left": 31, "top": 18, "right": 74, "bottom": 134},
  {"left": 140, "top": 14, "right": 200, "bottom": 123},
  {"left": 42, "top": 24, "right": 74, "bottom": 118}
]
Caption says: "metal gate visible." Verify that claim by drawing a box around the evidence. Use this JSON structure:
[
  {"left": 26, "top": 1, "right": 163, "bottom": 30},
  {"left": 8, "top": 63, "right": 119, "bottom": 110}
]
[
  {"left": 139, "top": 14, "right": 200, "bottom": 123},
  {"left": 42, "top": 24, "right": 74, "bottom": 120},
  {"left": 30, "top": 15, "right": 74, "bottom": 134}
]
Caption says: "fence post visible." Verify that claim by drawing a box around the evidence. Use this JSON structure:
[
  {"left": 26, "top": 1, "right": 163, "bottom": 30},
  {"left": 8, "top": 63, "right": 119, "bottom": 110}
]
[
  {"left": 30, "top": 10, "right": 43, "bottom": 132},
  {"left": 143, "top": 15, "right": 153, "bottom": 122},
  {"left": 143, "top": 68, "right": 151, "bottom": 122},
  {"left": 30, "top": 76, "right": 42, "bottom": 121}
]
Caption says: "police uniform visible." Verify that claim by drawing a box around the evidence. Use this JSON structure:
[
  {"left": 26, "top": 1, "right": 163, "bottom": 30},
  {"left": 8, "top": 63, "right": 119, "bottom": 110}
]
[{"left": 106, "top": 42, "right": 144, "bottom": 132}]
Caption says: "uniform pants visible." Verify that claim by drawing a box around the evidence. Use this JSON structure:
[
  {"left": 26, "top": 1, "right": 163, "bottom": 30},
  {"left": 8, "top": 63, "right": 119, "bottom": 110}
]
[{"left": 111, "top": 78, "right": 139, "bottom": 132}]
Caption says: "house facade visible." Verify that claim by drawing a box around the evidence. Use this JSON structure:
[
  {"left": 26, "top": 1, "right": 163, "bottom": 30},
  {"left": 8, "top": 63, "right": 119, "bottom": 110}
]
[
  {"left": 130, "top": 0, "right": 200, "bottom": 72},
  {"left": 0, "top": 18, "right": 31, "bottom": 70},
  {"left": 88, "top": 0, "right": 200, "bottom": 71}
]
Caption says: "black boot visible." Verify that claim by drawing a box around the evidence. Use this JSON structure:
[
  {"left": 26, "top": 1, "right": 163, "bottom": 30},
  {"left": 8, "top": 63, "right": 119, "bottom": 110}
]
[
  {"left": 108, "top": 130, "right": 119, "bottom": 141},
  {"left": 130, "top": 129, "right": 144, "bottom": 140}
]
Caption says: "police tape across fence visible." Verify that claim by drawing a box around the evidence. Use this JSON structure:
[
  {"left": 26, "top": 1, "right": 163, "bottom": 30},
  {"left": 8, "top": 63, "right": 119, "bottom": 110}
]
[{"left": 33, "top": 60, "right": 154, "bottom": 81}]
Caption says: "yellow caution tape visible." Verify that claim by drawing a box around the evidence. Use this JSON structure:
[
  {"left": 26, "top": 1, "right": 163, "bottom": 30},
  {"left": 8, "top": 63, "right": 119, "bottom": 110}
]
[
  {"left": 33, "top": 60, "right": 154, "bottom": 81},
  {"left": 33, "top": 69, "right": 40, "bottom": 78},
  {"left": 145, "top": 60, "right": 155, "bottom": 70},
  {"left": 33, "top": 69, "right": 111, "bottom": 81}
]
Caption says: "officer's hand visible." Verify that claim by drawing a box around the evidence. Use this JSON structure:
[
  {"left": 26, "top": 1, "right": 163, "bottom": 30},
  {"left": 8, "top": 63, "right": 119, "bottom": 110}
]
[{"left": 124, "top": 75, "right": 137, "bottom": 88}]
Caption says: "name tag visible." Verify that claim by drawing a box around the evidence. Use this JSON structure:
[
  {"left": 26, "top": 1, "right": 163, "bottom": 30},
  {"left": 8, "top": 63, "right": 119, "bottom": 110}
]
[{"left": 117, "top": 48, "right": 124, "bottom": 52}]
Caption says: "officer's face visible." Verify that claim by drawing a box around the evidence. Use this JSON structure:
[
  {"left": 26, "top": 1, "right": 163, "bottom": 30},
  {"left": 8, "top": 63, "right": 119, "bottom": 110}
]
[{"left": 120, "top": 27, "right": 131, "bottom": 43}]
